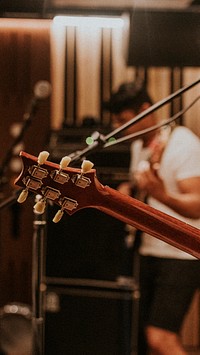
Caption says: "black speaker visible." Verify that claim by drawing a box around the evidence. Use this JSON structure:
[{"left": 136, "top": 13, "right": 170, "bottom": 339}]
[
  {"left": 46, "top": 206, "right": 133, "bottom": 281},
  {"left": 45, "top": 285, "right": 136, "bottom": 355}
]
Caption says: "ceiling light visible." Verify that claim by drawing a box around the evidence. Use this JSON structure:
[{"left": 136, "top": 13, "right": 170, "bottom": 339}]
[{"left": 53, "top": 15, "right": 124, "bottom": 28}]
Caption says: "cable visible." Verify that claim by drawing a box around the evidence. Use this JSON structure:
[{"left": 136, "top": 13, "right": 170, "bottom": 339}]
[
  {"left": 104, "top": 95, "right": 200, "bottom": 148},
  {"left": 104, "top": 78, "right": 200, "bottom": 141}
]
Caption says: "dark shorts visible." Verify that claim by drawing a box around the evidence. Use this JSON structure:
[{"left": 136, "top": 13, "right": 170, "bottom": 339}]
[{"left": 139, "top": 255, "right": 200, "bottom": 333}]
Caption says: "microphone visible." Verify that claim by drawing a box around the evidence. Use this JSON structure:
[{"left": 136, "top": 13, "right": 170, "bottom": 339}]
[
  {"left": 24, "top": 80, "right": 52, "bottom": 120},
  {"left": 34, "top": 80, "right": 52, "bottom": 100},
  {"left": 0, "top": 81, "right": 52, "bottom": 184}
]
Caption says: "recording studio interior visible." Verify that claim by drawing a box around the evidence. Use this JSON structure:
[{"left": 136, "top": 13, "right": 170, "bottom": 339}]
[{"left": 0, "top": 0, "right": 200, "bottom": 354}]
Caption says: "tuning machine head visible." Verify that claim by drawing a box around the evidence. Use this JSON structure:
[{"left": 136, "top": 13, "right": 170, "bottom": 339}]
[
  {"left": 17, "top": 151, "right": 95, "bottom": 223},
  {"left": 71, "top": 159, "right": 94, "bottom": 189},
  {"left": 50, "top": 156, "right": 72, "bottom": 184},
  {"left": 17, "top": 150, "right": 50, "bottom": 204}
]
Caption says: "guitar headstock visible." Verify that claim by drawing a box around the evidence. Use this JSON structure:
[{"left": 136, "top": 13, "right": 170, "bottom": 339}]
[{"left": 15, "top": 151, "right": 104, "bottom": 222}]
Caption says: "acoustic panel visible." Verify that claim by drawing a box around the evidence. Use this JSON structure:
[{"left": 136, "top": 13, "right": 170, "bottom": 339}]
[{"left": 128, "top": 9, "right": 200, "bottom": 67}]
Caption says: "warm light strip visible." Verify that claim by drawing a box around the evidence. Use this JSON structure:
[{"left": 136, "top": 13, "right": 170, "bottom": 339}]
[
  {"left": 53, "top": 15, "right": 124, "bottom": 28},
  {"left": 0, "top": 18, "right": 51, "bottom": 29}
]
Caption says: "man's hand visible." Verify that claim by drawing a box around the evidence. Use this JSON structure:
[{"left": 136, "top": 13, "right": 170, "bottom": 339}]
[
  {"left": 135, "top": 168, "right": 166, "bottom": 201},
  {"left": 134, "top": 166, "right": 200, "bottom": 219},
  {"left": 117, "top": 181, "right": 132, "bottom": 196}
]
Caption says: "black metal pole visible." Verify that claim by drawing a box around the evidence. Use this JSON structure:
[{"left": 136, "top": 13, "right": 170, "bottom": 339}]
[{"left": 32, "top": 195, "right": 47, "bottom": 355}]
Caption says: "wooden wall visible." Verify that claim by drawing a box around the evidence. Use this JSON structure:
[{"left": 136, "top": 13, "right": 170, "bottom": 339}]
[{"left": 0, "top": 18, "right": 51, "bottom": 307}]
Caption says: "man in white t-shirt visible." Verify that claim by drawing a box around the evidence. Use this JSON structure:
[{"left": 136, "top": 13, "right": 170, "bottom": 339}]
[{"left": 104, "top": 80, "right": 200, "bottom": 355}]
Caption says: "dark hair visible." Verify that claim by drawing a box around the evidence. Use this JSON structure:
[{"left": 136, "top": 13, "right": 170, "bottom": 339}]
[{"left": 103, "top": 79, "right": 153, "bottom": 114}]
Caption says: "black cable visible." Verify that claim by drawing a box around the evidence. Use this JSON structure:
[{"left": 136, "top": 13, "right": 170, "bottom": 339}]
[
  {"left": 104, "top": 78, "right": 200, "bottom": 141},
  {"left": 104, "top": 95, "right": 200, "bottom": 148}
]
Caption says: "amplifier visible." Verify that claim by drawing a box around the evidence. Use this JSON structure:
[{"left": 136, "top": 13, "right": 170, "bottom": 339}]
[
  {"left": 46, "top": 206, "right": 134, "bottom": 280},
  {"left": 45, "top": 281, "right": 139, "bottom": 355}
]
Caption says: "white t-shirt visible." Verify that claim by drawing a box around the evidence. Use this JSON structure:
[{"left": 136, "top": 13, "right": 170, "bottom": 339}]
[{"left": 131, "top": 126, "right": 200, "bottom": 260}]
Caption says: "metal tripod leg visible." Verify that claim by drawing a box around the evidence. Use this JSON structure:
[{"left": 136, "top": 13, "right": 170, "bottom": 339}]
[{"left": 32, "top": 197, "right": 47, "bottom": 355}]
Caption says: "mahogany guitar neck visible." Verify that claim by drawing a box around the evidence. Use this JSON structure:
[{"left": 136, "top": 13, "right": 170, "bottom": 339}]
[{"left": 95, "top": 184, "right": 200, "bottom": 259}]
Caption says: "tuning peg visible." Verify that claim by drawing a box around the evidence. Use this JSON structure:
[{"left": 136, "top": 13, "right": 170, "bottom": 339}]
[
  {"left": 60, "top": 156, "right": 71, "bottom": 169},
  {"left": 37, "top": 151, "right": 49, "bottom": 165},
  {"left": 53, "top": 209, "right": 64, "bottom": 223},
  {"left": 81, "top": 160, "right": 94, "bottom": 174},
  {"left": 34, "top": 199, "right": 46, "bottom": 214},
  {"left": 71, "top": 159, "right": 93, "bottom": 188},
  {"left": 17, "top": 189, "right": 29, "bottom": 203},
  {"left": 50, "top": 156, "right": 71, "bottom": 184}
]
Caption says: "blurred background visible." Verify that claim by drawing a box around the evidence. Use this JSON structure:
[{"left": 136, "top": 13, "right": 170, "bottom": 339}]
[{"left": 0, "top": 0, "right": 199, "bottom": 354}]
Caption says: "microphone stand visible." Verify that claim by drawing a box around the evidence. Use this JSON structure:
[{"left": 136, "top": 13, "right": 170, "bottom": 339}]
[
  {"left": 104, "top": 76, "right": 200, "bottom": 140},
  {"left": 32, "top": 196, "right": 47, "bottom": 355},
  {"left": 67, "top": 77, "right": 200, "bottom": 164},
  {"left": 0, "top": 80, "right": 51, "bottom": 187},
  {"left": 104, "top": 94, "right": 200, "bottom": 148},
  {"left": 0, "top": 99, "right": 38, "bottom": 187}
]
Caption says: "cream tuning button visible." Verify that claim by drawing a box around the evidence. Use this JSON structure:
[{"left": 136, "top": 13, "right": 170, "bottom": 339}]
[
  {"left": 81, "top": 160, "right": 94, "bottom": 174},
  {"left": 37, "top": 151, "right": 49, "bottom": 165},
  {"left": 17, "top": 189, "right": 29, "bottom": 203},
  {"left": 53, "top": 209, "right": 64, "bottom": 223},
  {"left": 60, "top": 156, "right": 71, "bottom": 169}
]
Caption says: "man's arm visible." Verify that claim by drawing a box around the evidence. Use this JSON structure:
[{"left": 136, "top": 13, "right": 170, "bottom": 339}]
[{"left": 135, "top": 170, "right": 200, "bottom": 219}]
